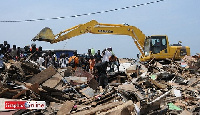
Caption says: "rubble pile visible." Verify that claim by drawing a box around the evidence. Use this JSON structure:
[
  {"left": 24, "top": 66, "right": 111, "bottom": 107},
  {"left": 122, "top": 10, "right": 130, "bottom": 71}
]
[{"left": 0, "top": 54, "right": 200, "bottom": 115}]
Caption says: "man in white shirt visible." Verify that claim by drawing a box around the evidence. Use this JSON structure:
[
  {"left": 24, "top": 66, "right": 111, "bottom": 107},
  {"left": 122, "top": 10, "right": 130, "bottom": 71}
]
[
  {"left": 102, "top": 47, "right": 113, "bottom": 62},
  {"left": 37, "top": 54, "right": 45, "bottom": 66}
]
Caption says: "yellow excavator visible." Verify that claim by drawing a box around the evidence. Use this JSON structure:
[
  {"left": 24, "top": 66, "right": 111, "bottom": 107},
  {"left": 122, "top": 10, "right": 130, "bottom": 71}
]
[{"left": 32, "top": 20, "right": 190, "bottom": 62}]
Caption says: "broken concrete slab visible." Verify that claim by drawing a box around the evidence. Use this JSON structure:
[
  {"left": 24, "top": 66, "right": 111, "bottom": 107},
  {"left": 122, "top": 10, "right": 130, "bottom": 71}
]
[
  {"left": 118, "top": 83, "right": 137, "bottom": 92},
  {"left": 26, "top": 65, "right": 57, "bottom": 84},
  {"left": 80, "top": 87, "right": 95, "bottom": 98},
  {"left": 42, "top": 72, "right": 63, "bottom": 88},
  {"left": 65, "top": 76, "right": 87, "bottom": 85},
  {"left": 64, "top": 67, "right": 73, "bottom": 77},
  {"left": 179, "top": 109, "right": 192, "bottom": 115},
  {"left": 88, "top": 78, "right": 99, "bottom": 90},
  {"left": 73, "top": 67, "right": 94, "bottom": 82}
]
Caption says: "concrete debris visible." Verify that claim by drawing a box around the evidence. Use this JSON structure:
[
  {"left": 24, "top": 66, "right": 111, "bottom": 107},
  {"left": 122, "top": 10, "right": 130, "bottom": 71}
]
[
  {"left": 26, "top": 65, "right": 57, "bottom": 84},
  {"left": 0, "top": 54, "right": 200, "bottom": 115}
]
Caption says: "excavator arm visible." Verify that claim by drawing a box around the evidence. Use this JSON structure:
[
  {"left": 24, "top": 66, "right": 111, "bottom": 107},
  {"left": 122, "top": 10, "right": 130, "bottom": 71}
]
[{"left": 32, "top": 20, "right": 146, "bottom": 57}]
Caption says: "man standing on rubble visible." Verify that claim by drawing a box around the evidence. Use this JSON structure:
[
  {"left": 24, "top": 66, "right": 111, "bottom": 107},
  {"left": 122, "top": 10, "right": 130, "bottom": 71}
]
[
  {"left": 85, "top": 49, "right": 92, "bottom": 72},
  {"left": 91, "top": 48, "right": 95, "bottom": 56},
  {"left": 30, "top": 43, "right": 39, "bottom": 61},
  {"left": 109, "top": 54, "right": 120, "bottom": 72},
  {"left": 59, "top": 53, "right": 68, "bottom": 68},
  {"left": 4, "top": 44, "right": 11, "bottom": 61},
  {"left": 51, "top": 51, "right": 58, "bottom": 68},
  {"left": 94, "top": 61, "right": 108, "bottom": 91},
  {"left": 89, "top": 55, "right": 95, "bottom": 73},
  {"left": 0, "top": 48, "right": 5, "bottom": 73},
  {"left": 16, "top": 47, "right": 22, "bottom": 61},
  {"left": 30, "top": 43, "right": 38, "bottom": 53},
  {"left": 102, "top": 47, "right": 113, "bottom": 62},
  {"left": 69, "top": 52, "right": 79, "bottom": 71},
  {"left": 10, "top": 45, "right": 17, "bottom": 60},
  {"left": 3, "top": 41, "right": 8, "bottom": 53},
  {"left": 94, "top": 50, "right": 102, "bottom": 63},
  {"left": 37, "top": 53, "right": 45, "bottom": 67}
]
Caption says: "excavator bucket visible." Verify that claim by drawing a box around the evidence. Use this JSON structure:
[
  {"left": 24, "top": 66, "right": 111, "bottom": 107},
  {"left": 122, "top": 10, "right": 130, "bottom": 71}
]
[{"left": 32, "top": 27, "right": 55, "bottom": 43}]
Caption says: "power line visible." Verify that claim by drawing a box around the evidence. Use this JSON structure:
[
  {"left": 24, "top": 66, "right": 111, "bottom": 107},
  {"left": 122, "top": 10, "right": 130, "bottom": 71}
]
[{"left": 0, "top": 0, "right": 165, "bottom": 23}]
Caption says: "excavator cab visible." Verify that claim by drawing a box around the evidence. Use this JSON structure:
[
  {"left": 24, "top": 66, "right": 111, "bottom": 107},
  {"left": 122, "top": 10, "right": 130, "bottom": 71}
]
[{"left": 144, "top": 36, "right": 168, "bottom": 56}]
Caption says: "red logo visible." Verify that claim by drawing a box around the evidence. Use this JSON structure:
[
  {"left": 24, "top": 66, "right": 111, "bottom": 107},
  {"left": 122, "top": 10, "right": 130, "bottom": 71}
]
[{"left": 5, "top": 101, "right": 26, "bottom": 109}]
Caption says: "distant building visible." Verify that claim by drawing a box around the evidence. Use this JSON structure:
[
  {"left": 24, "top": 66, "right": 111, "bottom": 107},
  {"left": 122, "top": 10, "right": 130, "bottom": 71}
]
[{"left": 42, "top": 49, "right": 77, "bottom": 58}]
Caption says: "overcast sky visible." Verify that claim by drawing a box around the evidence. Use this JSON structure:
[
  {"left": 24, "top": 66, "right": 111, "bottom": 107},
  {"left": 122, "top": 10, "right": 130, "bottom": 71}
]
[{"left": 0, "top": 0, "right": 199, "bottom": 58}]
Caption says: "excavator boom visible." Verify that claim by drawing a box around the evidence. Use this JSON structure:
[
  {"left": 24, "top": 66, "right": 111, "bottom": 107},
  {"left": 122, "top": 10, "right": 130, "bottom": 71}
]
[{"left": 32, "top": 20, "right": 146, "bottom": 57}]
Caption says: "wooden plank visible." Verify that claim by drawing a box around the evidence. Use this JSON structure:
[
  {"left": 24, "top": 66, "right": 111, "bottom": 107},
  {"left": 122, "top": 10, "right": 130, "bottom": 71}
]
[
  {"left": 12, "top": 89, "right": 26, "bottom": 99},
  {"left": 25, "top": 83, "right": 40, "bottom": 94},
  {"left": 98, "top": 100, "right": 134, "bottom": 115},
  {"left": 42, "top": 72, "right": 63, "bottom": 88},
  {"left": 72, "top": 101, "right": 123, "bottom": 115},
  {"left": 57, "top": 101, "right": 75, "bottom": 115},
  {"left": 149, "top": 79, "right": 167, "bottom": 89},
  {"left": 0, "top": 88, "right": 9, "bottom": 97},
  {"left": 26, "top": 66, "right": 57, "bottom": 84}
]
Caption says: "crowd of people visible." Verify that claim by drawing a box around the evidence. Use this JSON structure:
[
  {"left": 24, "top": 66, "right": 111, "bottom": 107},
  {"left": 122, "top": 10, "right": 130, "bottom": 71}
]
[
  {"left": 56, "top": 47, "right": 120, "bottom": 89},
  {"left": 0, "top": 41, "right": 120, "bottom": 89},
  {"left": 47, "top": 47, "right": 120, "bottom": 73},
  {"left": 0, "top": 41, "right": 42, "bottom": 62}
]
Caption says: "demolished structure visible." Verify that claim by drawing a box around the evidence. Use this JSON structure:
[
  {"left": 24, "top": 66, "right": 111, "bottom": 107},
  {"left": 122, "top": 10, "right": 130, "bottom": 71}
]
[{"left": 0, "top": 54, "right": 200, "bottom": 115}]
